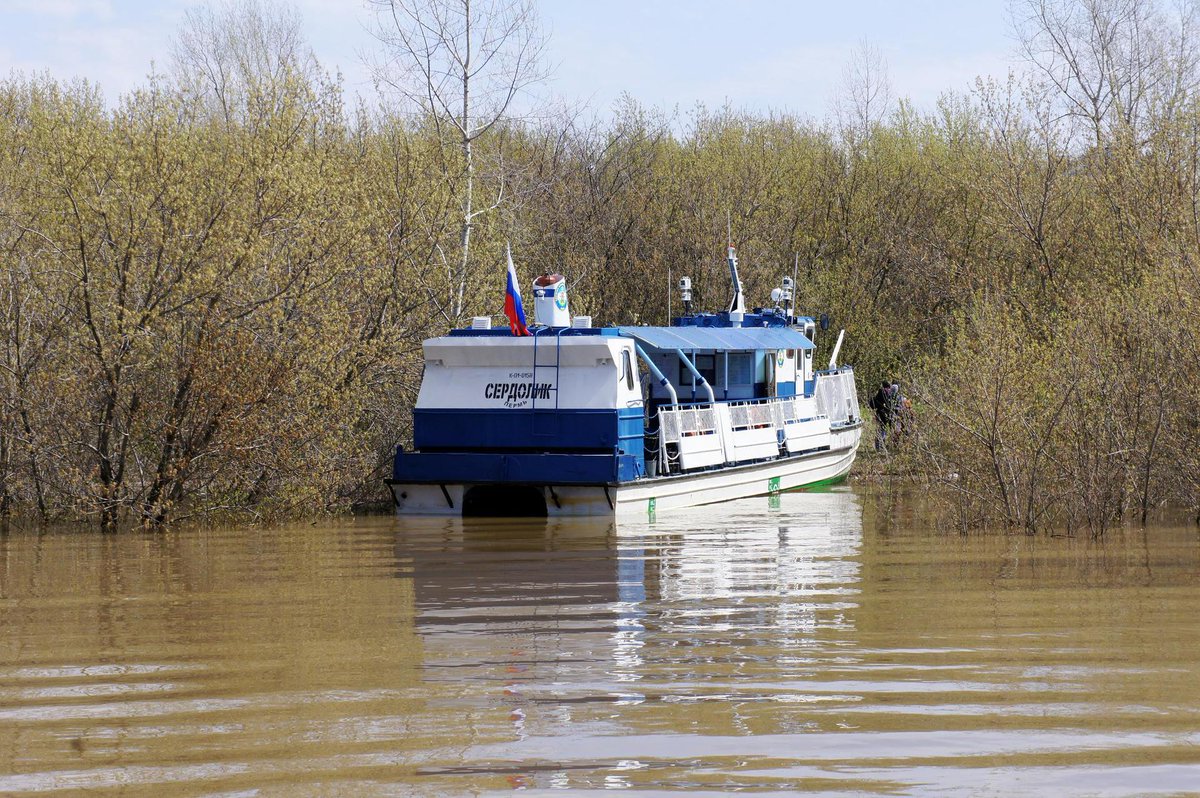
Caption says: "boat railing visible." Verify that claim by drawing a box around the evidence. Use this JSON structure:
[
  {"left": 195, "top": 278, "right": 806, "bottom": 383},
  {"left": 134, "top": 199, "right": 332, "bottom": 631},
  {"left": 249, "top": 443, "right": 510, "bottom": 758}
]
[
  {"left": 727, "top": 398, "right": 776, "bottom": 431},
  {"left": 654, "top": 383, "right": 858, "bottom": 476},
  {"left": 813, "top": 368, "right": 859, "bottom": 427},
  {"left": 657, "top": 396, "right": 803, "bottom": 475},
  {"left": 660, "top": 404, "right": 719, "bottom": 444},
  {"left": 773, "top": 397, "right": 801, "bottom": 426},
  {"left": 657, "top": 403, "right": 722, "bottom": 474}
]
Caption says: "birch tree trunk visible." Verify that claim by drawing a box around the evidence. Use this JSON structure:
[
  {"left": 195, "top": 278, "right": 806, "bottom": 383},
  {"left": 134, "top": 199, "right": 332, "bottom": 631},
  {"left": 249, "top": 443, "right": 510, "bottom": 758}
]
[{"left": 371, "top": 0, "right": 547, "bottom": 325}]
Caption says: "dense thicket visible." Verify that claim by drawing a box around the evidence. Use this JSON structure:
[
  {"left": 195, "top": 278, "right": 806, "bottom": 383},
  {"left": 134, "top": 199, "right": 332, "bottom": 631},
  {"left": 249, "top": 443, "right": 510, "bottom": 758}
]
[{"left": 2, "top": 1, "right": 1199, "bottom": 530}]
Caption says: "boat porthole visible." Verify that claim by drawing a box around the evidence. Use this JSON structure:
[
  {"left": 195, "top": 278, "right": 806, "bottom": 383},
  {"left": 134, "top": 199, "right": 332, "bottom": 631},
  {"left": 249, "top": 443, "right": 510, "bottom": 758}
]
[{"left": 400, "top": 492, "right": 407, "bottom": 499}]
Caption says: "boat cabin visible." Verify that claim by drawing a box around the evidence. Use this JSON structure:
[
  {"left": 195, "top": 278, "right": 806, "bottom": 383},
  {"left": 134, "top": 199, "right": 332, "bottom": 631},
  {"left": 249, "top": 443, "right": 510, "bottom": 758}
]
[{"left": 623, "top": 314, "right": 817, "bottom": 406}]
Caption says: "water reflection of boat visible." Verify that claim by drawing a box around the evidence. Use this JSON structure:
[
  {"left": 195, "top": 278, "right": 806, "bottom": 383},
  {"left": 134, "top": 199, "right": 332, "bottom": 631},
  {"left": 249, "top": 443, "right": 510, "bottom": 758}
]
[
  {"left": 398, "top": 488, "right": 864, "bottom": 648},
  {"left": 631, "top": 490, "right": 862, "bottom": 597},
  {"left": 392, "top": 490, "right": 866, "bottom": 767},
  {"left": 395, "top": 515, "right": 624, "bottom": 612},
  {"left": 388, "top": 245, "right": 862, "bottom": 518}
]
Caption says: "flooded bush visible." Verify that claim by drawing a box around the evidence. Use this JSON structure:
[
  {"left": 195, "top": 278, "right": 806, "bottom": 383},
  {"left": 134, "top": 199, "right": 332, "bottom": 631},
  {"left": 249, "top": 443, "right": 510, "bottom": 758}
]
[{"left": 917, "top": 279, "right": 1200, "bottom": 534}]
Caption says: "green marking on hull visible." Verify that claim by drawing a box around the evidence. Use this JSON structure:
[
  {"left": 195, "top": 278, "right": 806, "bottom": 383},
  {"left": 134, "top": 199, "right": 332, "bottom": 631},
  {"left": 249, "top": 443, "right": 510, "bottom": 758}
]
[
  {"left": 767, "top": 476, "right": 781, "bottom": 494},
  {"left": 785, "top": 471, "right": 851, "bottom": 493}
]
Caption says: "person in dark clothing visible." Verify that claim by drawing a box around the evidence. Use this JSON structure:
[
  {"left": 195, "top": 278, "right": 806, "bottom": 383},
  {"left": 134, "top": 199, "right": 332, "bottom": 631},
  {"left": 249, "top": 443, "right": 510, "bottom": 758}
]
[{"left": 867, "top": 381, "right": 896, "bottom": 453}]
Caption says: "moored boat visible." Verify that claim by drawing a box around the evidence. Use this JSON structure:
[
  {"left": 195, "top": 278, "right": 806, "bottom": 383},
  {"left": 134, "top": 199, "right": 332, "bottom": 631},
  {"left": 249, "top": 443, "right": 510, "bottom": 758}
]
[{"left": 387, "top": 246, "right": 861, "bottom": 517}]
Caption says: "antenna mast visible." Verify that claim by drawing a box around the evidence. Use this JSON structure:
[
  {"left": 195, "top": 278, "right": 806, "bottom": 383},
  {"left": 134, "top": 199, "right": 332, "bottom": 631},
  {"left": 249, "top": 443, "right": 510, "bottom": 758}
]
[
  {"left": 726, "top": 211, "right": 745, "bottom": 315},
  {"left": 790, "top": 252, "right": 800, "bottom": 320}
]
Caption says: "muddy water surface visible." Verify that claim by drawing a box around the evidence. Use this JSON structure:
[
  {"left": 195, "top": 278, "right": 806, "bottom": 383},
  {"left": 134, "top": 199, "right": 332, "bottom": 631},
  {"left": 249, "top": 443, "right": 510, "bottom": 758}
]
[{"left": 2, "top": 488, "right": 1200, "bottom": 795}]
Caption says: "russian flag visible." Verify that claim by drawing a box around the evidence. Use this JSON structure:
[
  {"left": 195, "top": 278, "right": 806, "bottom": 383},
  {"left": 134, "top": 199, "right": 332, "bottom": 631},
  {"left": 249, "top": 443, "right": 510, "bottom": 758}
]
[{"left": 504, "top": 243, "right": 530, "bottom": 336}]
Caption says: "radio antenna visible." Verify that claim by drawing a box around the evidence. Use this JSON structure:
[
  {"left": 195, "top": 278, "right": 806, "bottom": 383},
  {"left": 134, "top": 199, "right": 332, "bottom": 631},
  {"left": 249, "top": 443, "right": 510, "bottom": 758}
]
[
  {"left": 792, "top": 252, "right": 800, "bottom": 320},
  {"left": 725, "top": 211, "right": 744, "bottom": 314}
]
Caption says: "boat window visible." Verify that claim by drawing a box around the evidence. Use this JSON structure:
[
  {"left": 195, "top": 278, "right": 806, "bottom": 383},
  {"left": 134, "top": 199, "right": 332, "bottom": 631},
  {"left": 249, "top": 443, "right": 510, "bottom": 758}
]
[
  {"left": 728, "top": 353, "right": 753, "bottom": 384},
  {"left": 679, "top": 353, "right": 717, "bottom": 386},
  {"left": 621, "top": 350, "right": 634, "bottom": 390}
]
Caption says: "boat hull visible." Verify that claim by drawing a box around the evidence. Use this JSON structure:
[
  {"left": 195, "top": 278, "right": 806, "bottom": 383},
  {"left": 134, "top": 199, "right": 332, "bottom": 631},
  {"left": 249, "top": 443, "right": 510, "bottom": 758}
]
[{"left": 388, "top": 423, "right": 860, "bottom": 518}]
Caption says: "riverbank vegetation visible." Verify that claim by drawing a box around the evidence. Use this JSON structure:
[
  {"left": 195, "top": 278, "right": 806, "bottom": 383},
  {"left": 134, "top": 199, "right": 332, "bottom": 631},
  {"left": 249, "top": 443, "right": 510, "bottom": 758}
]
[{"left": 1, "top": 0, "right": 1198, "bottom": 531}]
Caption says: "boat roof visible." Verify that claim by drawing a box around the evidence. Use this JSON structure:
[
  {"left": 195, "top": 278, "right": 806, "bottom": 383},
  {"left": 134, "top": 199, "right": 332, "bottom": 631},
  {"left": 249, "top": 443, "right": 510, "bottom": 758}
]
[
  {"left": 617, "top": 326, "right": 814, "bottom": 351},
  {"left": 443, "top": 322, "right": 817, "bottom": 351}
]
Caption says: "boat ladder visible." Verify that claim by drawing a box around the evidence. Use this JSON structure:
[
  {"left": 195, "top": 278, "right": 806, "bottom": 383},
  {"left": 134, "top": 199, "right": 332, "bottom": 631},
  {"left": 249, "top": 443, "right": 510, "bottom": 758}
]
[{"left": 530, "top": 328, "right": 566, "bottom": 439}]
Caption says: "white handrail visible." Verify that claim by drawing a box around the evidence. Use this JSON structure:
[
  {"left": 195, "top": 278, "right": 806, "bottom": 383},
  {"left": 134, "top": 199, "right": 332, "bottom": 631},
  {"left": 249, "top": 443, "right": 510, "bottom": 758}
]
[{"left": 828, "top": 329, "right": 845, "bottom": 369}]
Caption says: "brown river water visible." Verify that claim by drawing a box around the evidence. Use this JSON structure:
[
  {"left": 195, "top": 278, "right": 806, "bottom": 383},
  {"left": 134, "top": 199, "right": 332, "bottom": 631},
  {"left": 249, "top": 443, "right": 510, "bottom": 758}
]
[{"left": 2, "top": 487, "right": 1200, "bottom": 796}]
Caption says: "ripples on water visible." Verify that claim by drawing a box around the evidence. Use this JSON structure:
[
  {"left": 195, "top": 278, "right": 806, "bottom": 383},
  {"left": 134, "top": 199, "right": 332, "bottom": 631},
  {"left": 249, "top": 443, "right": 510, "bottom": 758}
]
[{"left": 1, "top": 488, "right": 1199, "bottom": 795}]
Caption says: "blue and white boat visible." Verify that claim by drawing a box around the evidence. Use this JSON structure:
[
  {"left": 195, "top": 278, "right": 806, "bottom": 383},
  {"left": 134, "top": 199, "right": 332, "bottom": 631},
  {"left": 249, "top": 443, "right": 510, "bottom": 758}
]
[{"left": 388, "top": 246, "right": 862, "bottom": 517}]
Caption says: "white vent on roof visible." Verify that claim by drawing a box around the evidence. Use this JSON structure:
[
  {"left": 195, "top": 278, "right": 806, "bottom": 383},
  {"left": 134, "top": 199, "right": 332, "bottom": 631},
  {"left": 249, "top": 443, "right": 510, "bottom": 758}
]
[
  {"left": 470, "top": 316, "right": 491, "bottom": 329},
  {"left": 533, "top": 273, "right": 570, "bottom": 326},
  {"left": 571, "top": 315, "right": 592, "bottom": 328}
]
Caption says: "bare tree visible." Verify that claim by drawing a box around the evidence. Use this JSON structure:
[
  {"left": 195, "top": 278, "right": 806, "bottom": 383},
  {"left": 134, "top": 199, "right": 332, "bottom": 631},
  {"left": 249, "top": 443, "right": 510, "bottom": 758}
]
[
  {"left": 835, "top": 39, "right": 893, "bottom": 142},
  {"left": 369, "top": 0, "right": 549, "bottom": 323},
  {"left": 172, "top": 0, "right": 321, "bottom": 124},
  {"left": 1011, "top": 0, "right": 1200, "bottom": 144}
]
